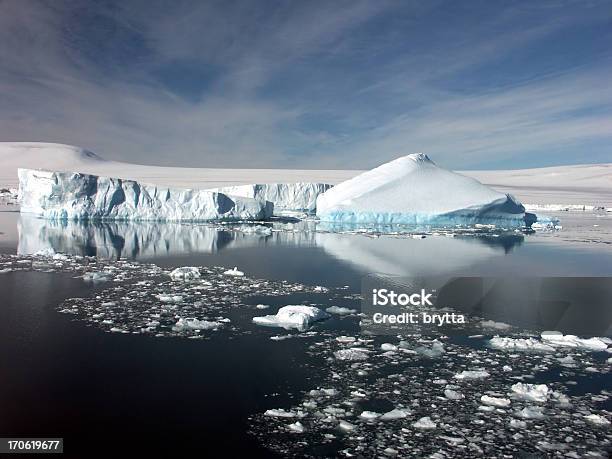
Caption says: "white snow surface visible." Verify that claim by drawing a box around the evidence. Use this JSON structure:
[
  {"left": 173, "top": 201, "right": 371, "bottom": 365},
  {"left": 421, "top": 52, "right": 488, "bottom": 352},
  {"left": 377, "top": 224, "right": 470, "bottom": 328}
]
[
  {"left": 316, "top": 154, "right": 535, "bottom": 227},
  {"left": 18, "top": 168, "right": 271, "bottom": 222},
  {"left": 252, "top": 305, "right": 330, "bottom": 330},
  {"left": 511, "top": 383, "right": 550, "bottom": 403}
]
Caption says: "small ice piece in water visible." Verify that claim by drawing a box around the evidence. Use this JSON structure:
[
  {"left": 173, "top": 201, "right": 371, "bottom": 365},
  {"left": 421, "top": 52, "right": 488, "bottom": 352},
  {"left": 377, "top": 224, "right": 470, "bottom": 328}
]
[
  {"left": 488, "top": 336, "right": 555, "bottom": 352},
  {"left": 481, "top": 395, "right": 511, "bottom": 407},
  {"left": 379, "top": 408, "right": 410, "bottom": 421},
  {"left": 412, "top": 417, "right": 437, "bottom": 429},
  {"left": 584, "top": 413, "right": 610, "bottom": 426},
  {"left": 264, "top": 409, "right": 296, "bottom": 418},
  {"left": 540, "top": 331, "right": 609, "bottom": 351},
  {"left": 287, "top": 421, "right": 305, "bottom": 433},
  {"left": 83, "top": 271, "right": 112, "bottom": 283},
  {"left": 253, "top": 305, "right": 330, "bottom": 330},
  {"left": 415, "top": 340, "right": 445, "bottom": 358},
  {"left": 172, "top": 318, "right": 222, "bottom": 331},
  {"left": 381, "top": 343, "right": 398, "bottom": 352},
  {"left": 334, "top": 348, "right": 369, "bottom": 361},
  {"left": 359, "top": 411, "right": 381, "bottom": 420},
  {"left": 336, "top": 336, "right": 356, "bottom": 343},
  {"left": 510, "top": 419, "right": 527, "bottom": 429},
  {"left": 223, "top": 267, "right": 245, "bottom": 277},
  {"left": 511, "top": 383, "right": 549, "bottom": 403},
  {"left": 516, "top": 406, "right": 545, "bottom": 419},
  {"left": 503, "top": 365, "right": 513, "bottom": 372},
  {"left": 255, "top": 304, "right": 270, "bottom": 310},
  {"left": 326, "top": 306, "right": 357, "bottom": 315},
  {"left": 157, "top": 294, "right": 183, "bottom": 303},
  {"left": 480, "top": 320, "right": 511, "bottom": 330},
  {"left": 444, "top": 389, "right": 464, "bottom": 400},
  {"left": 338, "top": 420, "right": 356, "bottom": 431},
  {"left": 454, "top": 370, "right": 490, "bottom": 380},
  {"left": 169, "top": 266, "right": 200, "bottom": 280}
]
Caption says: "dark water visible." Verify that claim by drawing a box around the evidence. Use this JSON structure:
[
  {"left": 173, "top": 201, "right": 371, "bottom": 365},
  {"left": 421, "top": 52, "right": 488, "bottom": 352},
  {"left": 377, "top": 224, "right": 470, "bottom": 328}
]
[{"left": 1, "top": 213, "right": 611, "bottom": 457}]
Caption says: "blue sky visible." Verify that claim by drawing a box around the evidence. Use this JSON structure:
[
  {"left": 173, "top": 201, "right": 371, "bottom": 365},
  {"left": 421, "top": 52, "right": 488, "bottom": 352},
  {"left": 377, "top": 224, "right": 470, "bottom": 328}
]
[{"left": 0, "top": 0, "right": 611, "bottom": 169}]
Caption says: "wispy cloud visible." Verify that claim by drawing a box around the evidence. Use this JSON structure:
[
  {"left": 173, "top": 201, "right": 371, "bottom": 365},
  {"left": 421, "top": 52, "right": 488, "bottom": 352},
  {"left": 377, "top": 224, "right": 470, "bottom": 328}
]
[{"left": 0, "top": 0, "right": 610, "bottom": 169}]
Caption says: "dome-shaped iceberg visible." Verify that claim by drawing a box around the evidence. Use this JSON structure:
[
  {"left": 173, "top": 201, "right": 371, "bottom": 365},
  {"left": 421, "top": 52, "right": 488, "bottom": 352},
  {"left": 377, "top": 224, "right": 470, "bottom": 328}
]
[{"left": 316, "top": 153, "right": 536, "bottom": 227}]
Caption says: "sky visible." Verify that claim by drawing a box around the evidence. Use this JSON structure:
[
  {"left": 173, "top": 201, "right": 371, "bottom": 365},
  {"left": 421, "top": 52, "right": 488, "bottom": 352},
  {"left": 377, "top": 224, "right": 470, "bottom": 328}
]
[{"left": 0, "top": 0, "right": 611, "bottom": 170}]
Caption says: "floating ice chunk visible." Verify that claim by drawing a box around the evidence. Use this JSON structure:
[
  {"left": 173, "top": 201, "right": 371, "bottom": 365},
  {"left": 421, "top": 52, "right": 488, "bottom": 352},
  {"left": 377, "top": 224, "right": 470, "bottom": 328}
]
[
  {"left": 412, "top": 416, "right": 437, "bottom": 429},
  {"left": 359, "top": 411, "right": 381, "bottom": 420},
  {"left": 541, "top": 332, "right": 609, "bottom": 351},
  {"left": 172, "top": 318, "right": 222, "bottom": 331},
  {"left": 336, "top": 336, "right": 356, "bottom": 343},
  {"left": 509, "top": 419, "right": 527, "bottom": 429},
  {"left": 223, "top": 267, "right": 245, "bottom": 277},
  {"left": 515, "top": 406, "right": 545, "bottom": 419},
  {"left": 169, "top": 267, "right": 200, "bottom": 280},
  {"left": 415, "top": 340, "right": 445, "bottom": 358},
  {"left": 511, "top": 383, "right": 549, "bottom": 403},
  {"left": 584, "top": 413, "right": 610, "bottom": 426},
  {"left": 264, "top": 409, "right": 297, "bottom": 418},
  {"left": 503, "top": 365, "right": 513, "bottom": 372},
  {"left": 481, "top": 395, "right": 511, "bottom": 407},
  {"left": 338, "top": 420, "right": 356, "bottom": 431},
  {"left": 489, "top": 336, "right": 555, "bottom": 352},
  {"left": 83, "top": 271, "right": 112, "bottom": 283},
  {"left": 444, "top": 389, "right": 464, "bottom": 400},
  {"left": 253, "top": 305, "right": 330, "bottom": 330},
  {"left": 326, "top": 306, "right": 357, "bottom": 315},
  {"left": 334, "top": 348, "right": 369, "bottom": 361},
  {"left": 157, "top": 294, "right": 183, "bottom": 303},
  {"left": 255, "top": 304, "right": 270, "bottom": 310},
  {"left": 454, "top": 370, "right": 490, "bottom": 380},
  {"left": 381, "top": 343, "right": 398, "bottom": 352},
  {"left": 379, "top": 408, "right": 411, "bottom": 420},
  {"left": 480, "top": 320, "right": 512, "bottom": 330},
  {"left": 287, "top": 421, "right": 305, "bottom": 433}
]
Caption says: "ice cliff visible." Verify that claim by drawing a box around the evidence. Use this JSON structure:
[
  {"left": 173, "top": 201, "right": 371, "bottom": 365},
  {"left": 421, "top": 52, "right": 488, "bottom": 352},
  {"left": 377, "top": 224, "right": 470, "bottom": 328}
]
[
  {"left": 210, "top": 182, "right": 332, "bottom": 212},
  {"left": 316, "top": 154, "right": 537, "bottom": 227},
  {"left": 18, "top": 169, "right": 272, "bottom": 221}
]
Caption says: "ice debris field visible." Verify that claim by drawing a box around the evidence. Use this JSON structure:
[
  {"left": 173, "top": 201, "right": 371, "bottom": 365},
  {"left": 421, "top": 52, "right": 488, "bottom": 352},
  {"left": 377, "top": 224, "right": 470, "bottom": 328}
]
[{"left": 0, "top": 250, "right": 610, "bottom": 457}]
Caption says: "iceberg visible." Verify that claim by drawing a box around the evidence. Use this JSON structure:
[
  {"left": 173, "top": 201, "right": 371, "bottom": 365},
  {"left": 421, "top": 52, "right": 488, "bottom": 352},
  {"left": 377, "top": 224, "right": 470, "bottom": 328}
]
[
  {"left": 316, "top": 154, "right": 536, "bottom": 227},
  {"left": 210, "top": 182, "right": 332, "bottom": 213},
  {"left": 252, "top": 305, "right": 330, "bottom": 330},
  {"left": 18, "top": 169, "right": 272, "bottom": 222}
]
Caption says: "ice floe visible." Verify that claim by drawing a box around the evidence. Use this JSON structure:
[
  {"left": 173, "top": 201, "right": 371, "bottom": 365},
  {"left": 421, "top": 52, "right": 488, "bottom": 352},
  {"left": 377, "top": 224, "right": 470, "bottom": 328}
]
[{"left": 252, "top": 305, "right": 330, "bottom": 330}]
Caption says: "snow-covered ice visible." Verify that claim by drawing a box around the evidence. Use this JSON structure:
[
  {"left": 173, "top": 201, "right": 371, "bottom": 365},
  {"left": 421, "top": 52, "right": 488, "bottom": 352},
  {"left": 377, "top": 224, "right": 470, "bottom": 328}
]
[
  {"left": 511, "top": 383, "right": 550, "bottom": 403},
  {"left": 169, "top": 267, "right": 201, "bottom": 280},
  {"left": 316, "top": 154, "right": 537, "bottom": 227},
  {"left": 481, "top": 395, "right": 511, "bottom": 407},
  {"left": 252, "top": 305, "right": 330, "bottom": 330}
]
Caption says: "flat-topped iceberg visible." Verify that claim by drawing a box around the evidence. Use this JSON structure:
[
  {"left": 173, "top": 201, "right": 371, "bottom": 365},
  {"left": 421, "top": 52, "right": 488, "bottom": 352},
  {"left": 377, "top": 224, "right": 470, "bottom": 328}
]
[
  {"left": 18, "top": 169, "right": 272, "bottom": 221},
  {"left": 252, "top": 305, "right": 330, "bottom": 330},
  {"left": 316, "top": 154, "right": 536, "bottom": 227},
  {"left": 210, "top": 183, "right": 332, "bottom": 213}
]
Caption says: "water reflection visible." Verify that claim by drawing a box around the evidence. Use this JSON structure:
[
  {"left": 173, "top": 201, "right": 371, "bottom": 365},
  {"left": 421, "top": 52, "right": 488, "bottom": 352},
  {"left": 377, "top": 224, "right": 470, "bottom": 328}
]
[{"left": 17, "top": 215, "right": 522, "bottom": 274}]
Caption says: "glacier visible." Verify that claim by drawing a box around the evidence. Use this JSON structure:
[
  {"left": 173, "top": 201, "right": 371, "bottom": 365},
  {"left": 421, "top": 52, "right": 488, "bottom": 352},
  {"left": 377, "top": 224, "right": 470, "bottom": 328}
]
[
  {"left": 209, "top": 182, "right": 332, "bottom": 213},
  {"left": 18, "top": 169, "right": 272, "bottom": 221},
  {"left": 316, "top": 154, "right": 537, "bottom": 227}
]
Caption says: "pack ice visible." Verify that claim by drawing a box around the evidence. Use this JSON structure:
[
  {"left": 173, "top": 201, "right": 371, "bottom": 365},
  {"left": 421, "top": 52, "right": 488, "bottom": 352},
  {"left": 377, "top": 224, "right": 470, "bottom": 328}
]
[
  {"left": 210, "top": 183, "right": 332, "bottom": 212},
  {"left": 316, "top": 154, "right": 537, "bottom": 227},
  {"left": 18, "top": 169, "right": 272, "bottom": 221}
]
